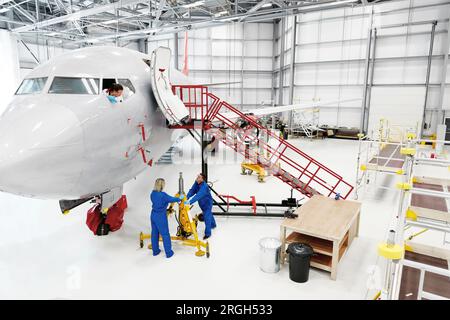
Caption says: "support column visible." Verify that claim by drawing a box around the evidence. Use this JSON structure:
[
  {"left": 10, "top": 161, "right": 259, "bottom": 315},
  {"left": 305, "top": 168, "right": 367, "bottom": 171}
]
[
  {"left": 361, "top": 28, "right": 373, "bottom": 134},
  {"left": 138, "top": 38, "right": 148, "bottom": 54},
  {"left": 270, "top": 20, "right": 277, "bottom": 106},
  {"left": 360, "top": 8, "right": 374, "bottom": 134},
  {"left": 174, "top": 33, "right": 179, "bottom": 70},
  {"left": 0, "top": 30, "right": 20, "bottom": 113},
  {"left": 363, "top": 28, "right": 377, "bottom": 133},
  {"left": 438, "top": 18, "right": 450, "bottom": 125},
  {"left": 288, "top": 15, "right": 298, "bottom": 129},
  {"left": 421, "top": 21, "right": 437, "bottom": 138},
  {"left": 278, "top": 17, "right": 286, "bottom": 106}
]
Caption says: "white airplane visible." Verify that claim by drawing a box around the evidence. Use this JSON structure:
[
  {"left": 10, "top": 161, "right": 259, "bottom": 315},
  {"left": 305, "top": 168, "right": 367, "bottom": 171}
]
[{"left": 0, "top": 45, "right": 348, "bottom": 233}]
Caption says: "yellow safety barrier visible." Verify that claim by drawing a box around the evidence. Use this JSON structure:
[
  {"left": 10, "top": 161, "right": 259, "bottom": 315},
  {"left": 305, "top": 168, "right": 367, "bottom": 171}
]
[
  {"left": 396, "top": 182, "right": 412, "bottom": 190},
  {"left": 406, "top": 133, "right": 416, "bottom": 140},
  {"left": 406, "top": 209, "right": 417, "bottom": 221},
  {"left": 378, "top": 243, "right": 404, "bottom": 260},
  {"left": 400, "top": 148, "right": 416, "bottom": 156}
]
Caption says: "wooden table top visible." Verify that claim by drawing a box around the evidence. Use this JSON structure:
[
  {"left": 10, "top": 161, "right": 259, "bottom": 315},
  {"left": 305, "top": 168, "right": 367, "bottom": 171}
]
[{"left": 281, "top": 195, "right": 362, "bottom": 241}]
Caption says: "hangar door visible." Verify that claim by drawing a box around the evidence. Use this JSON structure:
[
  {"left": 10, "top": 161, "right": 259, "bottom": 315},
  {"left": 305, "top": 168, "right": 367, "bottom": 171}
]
[{"left": 367, "top": 87, "right": 424, "bottom": 142}]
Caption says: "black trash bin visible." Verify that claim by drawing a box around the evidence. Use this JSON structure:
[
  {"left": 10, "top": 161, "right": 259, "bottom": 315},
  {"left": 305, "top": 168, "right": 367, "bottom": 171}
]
[{"left": 287, "top": 242, "right": 314, "bottom": 283}]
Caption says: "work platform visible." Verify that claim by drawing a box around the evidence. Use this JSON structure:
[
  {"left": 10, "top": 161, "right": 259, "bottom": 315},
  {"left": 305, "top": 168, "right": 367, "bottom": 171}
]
[{"left": 280, "top": 195, "right": 361, "bottom": 280}]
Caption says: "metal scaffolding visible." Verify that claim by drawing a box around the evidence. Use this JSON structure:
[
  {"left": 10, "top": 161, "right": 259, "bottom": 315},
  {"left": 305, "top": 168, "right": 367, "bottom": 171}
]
[
  {"left": 376, "top": 136, "right": 450, "bottom": 300},
  {"left": 355, "top": 119, "right": 419, "bottom": 199}
]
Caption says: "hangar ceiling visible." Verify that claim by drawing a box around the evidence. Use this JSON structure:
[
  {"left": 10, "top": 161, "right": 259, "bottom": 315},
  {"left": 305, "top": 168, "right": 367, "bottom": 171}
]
[{"left": 0, "top": 0, "right": 394, "bottom": 46}]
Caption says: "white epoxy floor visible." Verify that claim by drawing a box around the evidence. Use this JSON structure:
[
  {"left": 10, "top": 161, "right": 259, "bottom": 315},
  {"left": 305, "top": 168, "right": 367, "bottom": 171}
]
[{"left": 0, "top": 137, "right": 440, "bottom": 299}]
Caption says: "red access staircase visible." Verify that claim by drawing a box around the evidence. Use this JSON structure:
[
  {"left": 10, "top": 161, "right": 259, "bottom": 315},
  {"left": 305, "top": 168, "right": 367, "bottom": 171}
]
[{"left": 171, "top": 85, "right": 354, "bottom": 200}]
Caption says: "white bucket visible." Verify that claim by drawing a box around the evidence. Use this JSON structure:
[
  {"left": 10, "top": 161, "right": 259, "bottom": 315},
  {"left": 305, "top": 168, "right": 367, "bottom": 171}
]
[{"left": 259, "top": 237, "right": 282, "bottom": 273}]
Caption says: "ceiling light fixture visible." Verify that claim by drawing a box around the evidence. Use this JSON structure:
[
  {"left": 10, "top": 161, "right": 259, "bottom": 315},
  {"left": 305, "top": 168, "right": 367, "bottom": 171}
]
[
  {"left": 103, "top": 19, "right": 118, "bottom": 24},
  {"left": 183, "top": 0, "right": 204, "bottom": 9},
  {"left": 214, "top": 10, "right": 227, "bottom": 17}
]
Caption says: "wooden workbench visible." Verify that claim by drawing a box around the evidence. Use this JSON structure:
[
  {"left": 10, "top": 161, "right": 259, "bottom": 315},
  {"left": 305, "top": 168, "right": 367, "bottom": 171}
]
[{"left": 280, "top": 195, "right": 361, "bottom": 280}]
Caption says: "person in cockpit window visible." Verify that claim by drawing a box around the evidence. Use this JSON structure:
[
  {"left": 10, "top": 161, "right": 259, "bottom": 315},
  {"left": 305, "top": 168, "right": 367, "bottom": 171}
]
[{"left": 106, "top": 83, "right": 124, "bottom": 104}]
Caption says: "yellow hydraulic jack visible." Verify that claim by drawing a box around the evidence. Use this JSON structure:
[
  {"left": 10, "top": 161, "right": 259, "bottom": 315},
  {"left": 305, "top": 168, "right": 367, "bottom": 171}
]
[
  {"left": 139, "top": 172, "right": 210, "bottom": 258},
  {"left": 241, "top": 162, "right": 266, "bottom": 183}
]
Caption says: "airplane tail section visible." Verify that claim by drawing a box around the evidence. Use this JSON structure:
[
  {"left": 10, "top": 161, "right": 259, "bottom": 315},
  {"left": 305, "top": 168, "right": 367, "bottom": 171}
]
[{"left": 150, "top": 47, "right": 189, "bottom": 125}]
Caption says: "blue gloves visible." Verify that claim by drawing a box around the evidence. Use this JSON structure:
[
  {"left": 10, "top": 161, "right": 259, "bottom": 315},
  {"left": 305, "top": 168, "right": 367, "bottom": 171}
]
[{"left": 107, "top": 95, "right": 117, "bottom": 104}]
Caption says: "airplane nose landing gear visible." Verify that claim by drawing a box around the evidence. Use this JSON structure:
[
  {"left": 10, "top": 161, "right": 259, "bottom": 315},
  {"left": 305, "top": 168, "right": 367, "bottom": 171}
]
[{"left": 86, "top": 195, "right": 128, "bottom": 236}]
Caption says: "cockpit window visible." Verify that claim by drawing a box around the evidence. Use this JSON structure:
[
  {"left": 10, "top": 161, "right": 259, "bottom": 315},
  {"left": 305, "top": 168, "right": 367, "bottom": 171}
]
[
  {"left": 48, "top": 77, "right": 100, "bottom": 94},
  {"left": 118, "top": 79, "right": 136, "bottom": 94},
  {"left": 15, "top": 77, "right": 48, "bottom": 95}
]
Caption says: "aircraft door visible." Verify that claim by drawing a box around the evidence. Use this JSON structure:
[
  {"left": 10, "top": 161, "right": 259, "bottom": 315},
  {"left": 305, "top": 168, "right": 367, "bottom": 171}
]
[{"left": 150, "top": 47, "right": 189, "bottom": 125}]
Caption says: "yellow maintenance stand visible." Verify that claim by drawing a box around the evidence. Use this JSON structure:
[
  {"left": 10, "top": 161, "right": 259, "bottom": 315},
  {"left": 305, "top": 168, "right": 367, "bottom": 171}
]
[
  {"left": 241, "top": 161, "right": 266, "bottom": 182},
  {"left": 139, "top": 172, "right": 210, "bottom": 258}
]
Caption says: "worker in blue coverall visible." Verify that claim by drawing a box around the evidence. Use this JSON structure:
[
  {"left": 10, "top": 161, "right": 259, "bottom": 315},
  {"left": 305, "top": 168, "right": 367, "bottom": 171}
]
[
  {"left": 150, "top": 178, "right": 184, "bottom": 258},
  {"left": 185, "top": 173, "right": 216, "bottom": 240}
]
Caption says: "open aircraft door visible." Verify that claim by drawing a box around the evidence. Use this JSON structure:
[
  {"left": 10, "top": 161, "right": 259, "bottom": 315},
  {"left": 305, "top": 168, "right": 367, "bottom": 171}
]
[{"left": 150, "top": 47, "right": 189, "bottom": 125}]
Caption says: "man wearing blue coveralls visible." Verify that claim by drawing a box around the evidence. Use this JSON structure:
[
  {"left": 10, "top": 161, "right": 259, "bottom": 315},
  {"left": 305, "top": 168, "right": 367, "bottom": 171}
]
[{"left": 185, "top": 173, "right": 217, "bottom": 240}]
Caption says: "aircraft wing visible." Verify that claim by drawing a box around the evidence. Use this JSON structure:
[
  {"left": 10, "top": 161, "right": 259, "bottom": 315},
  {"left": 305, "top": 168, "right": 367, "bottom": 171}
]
[{"left": 217, "top": 98, "right": 361, "bottom": 120}]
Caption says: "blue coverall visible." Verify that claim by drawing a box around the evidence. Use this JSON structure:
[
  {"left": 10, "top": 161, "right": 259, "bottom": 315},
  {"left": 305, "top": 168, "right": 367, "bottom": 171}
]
[
  {"left": 187, "top": 181, "right": 217, "bottom": 237},
  {"left": 150, "top": 191, "right": 180, "bottom": 258}
]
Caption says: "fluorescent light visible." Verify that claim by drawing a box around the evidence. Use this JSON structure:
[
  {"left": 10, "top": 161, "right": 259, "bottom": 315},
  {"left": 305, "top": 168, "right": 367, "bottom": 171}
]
[
  {"left": 262, "top": 3, "right": 272, "bottom": 8},
  {"left": 214, "top": 10, "right": 227, "bottom": 17},
  {"left": 183, "top": 0, "right": 204, "bottom": 9},
  {"left": 103, "top": 19, "right": 118, "bottom": 25},
  {"left": 0, "top": 7, "right": 10, "bottom": 13}
]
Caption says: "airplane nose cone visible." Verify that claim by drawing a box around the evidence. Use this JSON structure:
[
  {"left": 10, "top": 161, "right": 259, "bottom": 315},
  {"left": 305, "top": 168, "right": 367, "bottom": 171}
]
[{"left": 0, "top": 101, "right": 84, "bottom": 197}]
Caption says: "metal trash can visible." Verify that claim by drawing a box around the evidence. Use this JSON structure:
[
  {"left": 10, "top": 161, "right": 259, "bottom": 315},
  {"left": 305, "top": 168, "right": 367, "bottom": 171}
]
[
  {"left": 287, "top": 242, "right": 314, "bottom": 283},
  {"left": 259, "top": 237, "right": 282, "bottom": 273}
]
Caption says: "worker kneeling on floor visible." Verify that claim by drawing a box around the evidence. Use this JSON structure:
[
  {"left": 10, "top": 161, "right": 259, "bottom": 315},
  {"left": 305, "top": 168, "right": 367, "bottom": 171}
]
[
  {"left": 150, "top": 178, "right": 183, "bottom": 258},
  {"left": 185, "top": 173, "right": 216, "bottom": 240}
]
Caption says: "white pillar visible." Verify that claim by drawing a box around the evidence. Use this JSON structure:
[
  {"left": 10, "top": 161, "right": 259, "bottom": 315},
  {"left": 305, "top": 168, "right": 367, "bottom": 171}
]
[{"left": 0, "top": 30, "right": 20, "bottom": 114}]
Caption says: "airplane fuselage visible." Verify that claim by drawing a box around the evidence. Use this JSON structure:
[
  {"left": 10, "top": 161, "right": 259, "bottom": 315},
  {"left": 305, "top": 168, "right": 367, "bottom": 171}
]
[{"left": 0, "top": 46, "right": 185, "bottom": 200}]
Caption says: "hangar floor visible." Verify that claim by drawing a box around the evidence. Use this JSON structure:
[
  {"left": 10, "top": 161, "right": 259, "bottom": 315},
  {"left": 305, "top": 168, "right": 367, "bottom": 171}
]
[{"left": 0, "top": 137, "right": 446, "bottom": 299}]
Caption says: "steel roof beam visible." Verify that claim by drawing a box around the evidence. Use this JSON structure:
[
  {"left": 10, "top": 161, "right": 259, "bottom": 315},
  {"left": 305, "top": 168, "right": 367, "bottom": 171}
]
[{"left": 13, "top": 0, "right": 147, "bottom": 32}]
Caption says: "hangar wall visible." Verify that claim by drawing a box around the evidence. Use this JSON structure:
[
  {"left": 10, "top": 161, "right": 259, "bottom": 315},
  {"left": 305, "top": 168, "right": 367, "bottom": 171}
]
[
  {"left": 0, "top": 30, "right": 19, "bottom": 114},
  {"left": 274, "top": 0, "right": 450, "bottom": 135},
  {"left": 148, "top": 23, "right": 274, "bottom": 110}
]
